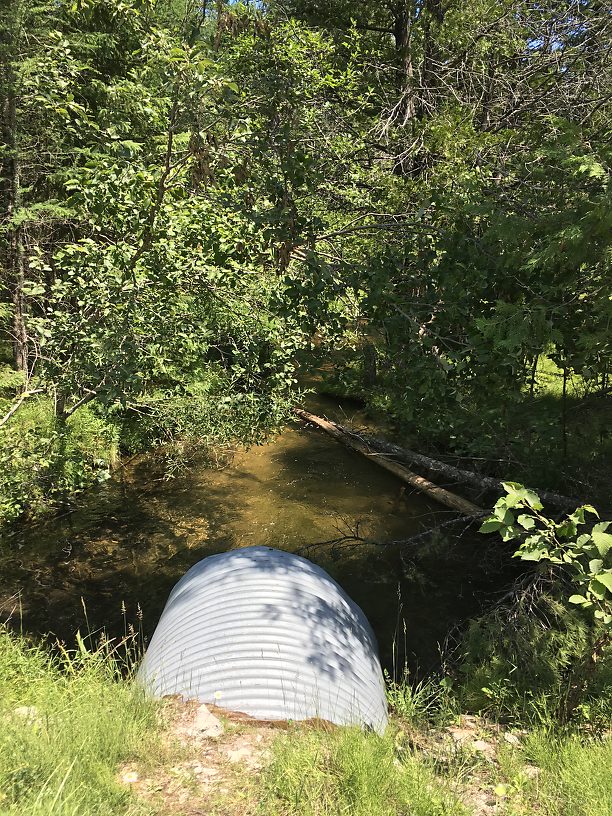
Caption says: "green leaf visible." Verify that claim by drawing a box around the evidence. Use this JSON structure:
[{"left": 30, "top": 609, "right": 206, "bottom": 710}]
[
  {"left": 592, "top": 531, "right": 612, "bottom": 558},
  {"left": 557, "top": 519, "right": 577, "bottom": 538},
  {"left": 501, "top": 525, "right": 521, "bottom": 542},
  {"left": 569, "top": 594, "right": 588, "bottom": 605},
  {"left": 519, "top": 548, "right": 547, "bottom": 562},
  {"left": 517, "top": 514, "right": 536, "bottom": 530},
  {"left": 593, "top": 572, "right": 612, "bottom": 593},
  {"left": 494, "top": 507, "right": 515, "bottom": 526},
  {"left": 523, "top": 489, "right": 543, "bottom": 510},
  {"left": 588, "top": 559, "right": 603, "bottom": 575},
  {"left": 589, "top": 579, "right": 608, "bottom": 600},
  {"left": 479, "top": 519, "right": 502, "bottom": 534}
]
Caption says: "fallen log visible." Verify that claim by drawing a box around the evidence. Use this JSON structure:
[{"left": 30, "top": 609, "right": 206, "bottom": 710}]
[
  {"left": 344, "top": 429, "right": 579, "bottom": 511},
  {"left": 294, "top": 409, "right": 484, "bottom": 518}
]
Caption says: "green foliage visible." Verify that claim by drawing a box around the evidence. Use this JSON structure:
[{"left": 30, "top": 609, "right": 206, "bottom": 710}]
[
  {"left": 0, "top": 366, "right": 26, "bottom": 395},
  {"left": 481, "top": 484, "right": 612, "bottom": 626},
  {"left": 0, "top": 0, "right": 323, "bottom": 526},
  {"left": 1, "top": 0, "right": 611, "bottom": 520},
  {"left": 459, "top": 486, "right": 612, "bottom": 725},
  {"left": 456, "top": 592, "right": 612, "bottom": 726},
  {"left": 386, "top": 672, "right": 457, "bottom": 726},
  {"left": 117, "top": 369, "right": 295, "bottom": 456},
  {"left": 0, "top": 626, "right": 160, "bottom": 815},
  {"left": 0, "top": 399, "right": 117, "bottom": 527}
]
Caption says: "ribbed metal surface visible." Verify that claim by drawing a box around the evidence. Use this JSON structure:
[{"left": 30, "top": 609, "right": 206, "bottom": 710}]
[{"left": 138, "top": 546, "right": 388, "bottom": 733}]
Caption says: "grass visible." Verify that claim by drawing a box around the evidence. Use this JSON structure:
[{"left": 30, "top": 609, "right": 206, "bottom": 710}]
[
  {"left": 485, "top": 729, "right": 612, "bottom": 816},
  {"left": 385, "top": 671, "right": 459, "bottom": 727},
  {"left": 0, "top": 627, "right": 161, "bottom": 816},
  {"left": 0, "top": 625, "right": 610, "bottom": 816},
  {"left": 523, "top": 731, "right": 612, "bottom": 816},
  {"left": 259, "top": 720, "right": 611, "bottom": 816},
  {"left": 260, "top": 724, "right": 466, "bottom": 816}
]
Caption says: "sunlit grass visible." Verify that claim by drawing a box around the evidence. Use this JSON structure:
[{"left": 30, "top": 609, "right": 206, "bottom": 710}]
[
  {"left": 492, "top": 730, "right": 612, "bottom": 816},
  {"left": 0, "top": 627, "right": 160, "bottom": 816},
  {"left": 521, "top": 730, "right": 612, "bottom": 816},
  {"left": 260, "top": 724, "right": 466, "bottom": 816}
]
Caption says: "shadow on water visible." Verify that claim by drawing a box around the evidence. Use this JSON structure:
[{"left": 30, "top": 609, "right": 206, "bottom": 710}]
[{"left": 0, "top": 395, "right": 514, "bottom": 675}]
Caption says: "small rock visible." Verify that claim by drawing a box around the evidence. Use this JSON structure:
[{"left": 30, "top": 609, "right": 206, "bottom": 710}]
[
  {"left": 503, "top": 732, "right": 521, "bottom": 747},
  {"left": 226, "top": 746, "right": 253, "bottom": 764},
  {"left": 447, "top": 727, "right": 474, "bottom": 745},
  {"left": 13, "top": 706, "right": 42, "bottom": 728},
  {"left": 472, "top": 739, "right": 496, "bottom": 760},
  {"left": 181, "top": 704, "right": 224, "bottom": 739},
  {"left": 14, "top": 706, "right": 39, "bottom": 721},
  {"left": 462, "top": 715, "right": 481, "bottom": 727},
  {"left": 524, "top": 764, "right": 540, "bottom": 779}
]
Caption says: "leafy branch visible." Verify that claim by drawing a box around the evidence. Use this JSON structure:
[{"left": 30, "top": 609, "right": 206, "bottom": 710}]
[{"left": 480, "top": 483, "right": 612, "bottom": 626}]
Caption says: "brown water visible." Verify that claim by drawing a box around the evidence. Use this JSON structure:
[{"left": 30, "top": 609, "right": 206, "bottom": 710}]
[{"left": 0, "top": 396, "right": 508, "bottom": 673}]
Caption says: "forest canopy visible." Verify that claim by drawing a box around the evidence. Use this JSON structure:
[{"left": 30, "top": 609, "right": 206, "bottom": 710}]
[{"left": 1, "top": 0, "right": 610, "bottom": 525}]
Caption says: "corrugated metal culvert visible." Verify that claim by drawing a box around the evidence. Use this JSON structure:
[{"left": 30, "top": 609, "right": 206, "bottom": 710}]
[{"left": 138, "top": 546, "right": 388, "bottom": 733}]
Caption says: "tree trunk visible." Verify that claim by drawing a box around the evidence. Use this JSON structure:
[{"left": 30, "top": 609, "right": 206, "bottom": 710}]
[
  {"left": 392, "top": 1, "right": 415, "bottom": 125},
  {"left": 10, "top": 223, "right": 28, "bottom": 378},
  {"left": 1, "top": 11, "right": 29, "bottom": 381},
  {"left": 362, "top": 342, "right": 378, "bottom": 388},
  {"left": 561, "top": 362, "right": 568, "bottom": 461},
  {"left": 529, "top": 353, "right": 539, "bottom": 399},
  {"left": 296, "top": 410, "right": 580, "bottom": 511},
  {"left": 418, "top": 0, "right": 445, "bottom": 118}
]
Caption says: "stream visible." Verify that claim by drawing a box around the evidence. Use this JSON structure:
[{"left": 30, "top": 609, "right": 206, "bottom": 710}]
[{"left": 0, "top": 395, "right": 509, "bottom": 675}]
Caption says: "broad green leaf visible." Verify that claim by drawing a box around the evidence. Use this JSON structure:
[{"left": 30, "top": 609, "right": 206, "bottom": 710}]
[
  {"left": 501, "top": 525, "right": 521, "bottom": 542},
  {"left": 594, "top": 572, "right": 612, "bottom": 593},
  {"left": 517, "top": 514, "right": 536, "bottom": 530},
  {"left": 519, "top": 549, "right": 547, "bottom": 561},
  {"left": 592, "top": 531, "right": 612, "bottom": 558},
  {"left": 479, "top": 519, "right": 502, "bottom": 533},
  {"left": 589, "top": 579, "right": 608, "bottom": 600},
  {"left": 523, "top": 489, "right": 543, "bottom": 510},
  {"left": 557, "top": 519, "right": 577, "bottom": 538}
]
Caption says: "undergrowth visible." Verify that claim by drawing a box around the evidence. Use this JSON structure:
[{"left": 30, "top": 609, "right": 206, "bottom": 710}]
[
  {"left": 455, "top": 586, "right": 612, "bottom": 728},
  {"left": 0, "top": 398, "right": 118, "bottom": 529},
  {"left": 0, "top": 366, "right": 296, "bottom": 532}
]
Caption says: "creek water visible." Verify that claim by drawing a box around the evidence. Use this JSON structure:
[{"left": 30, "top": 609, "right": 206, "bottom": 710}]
[{"left": 0, "top": 396, "right": 508, "bottom": 674}]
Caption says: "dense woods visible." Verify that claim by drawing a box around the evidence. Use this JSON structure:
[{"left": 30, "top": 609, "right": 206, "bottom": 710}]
[{"left": 1, "top": 0, "right": 610, "bottom": 524}]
